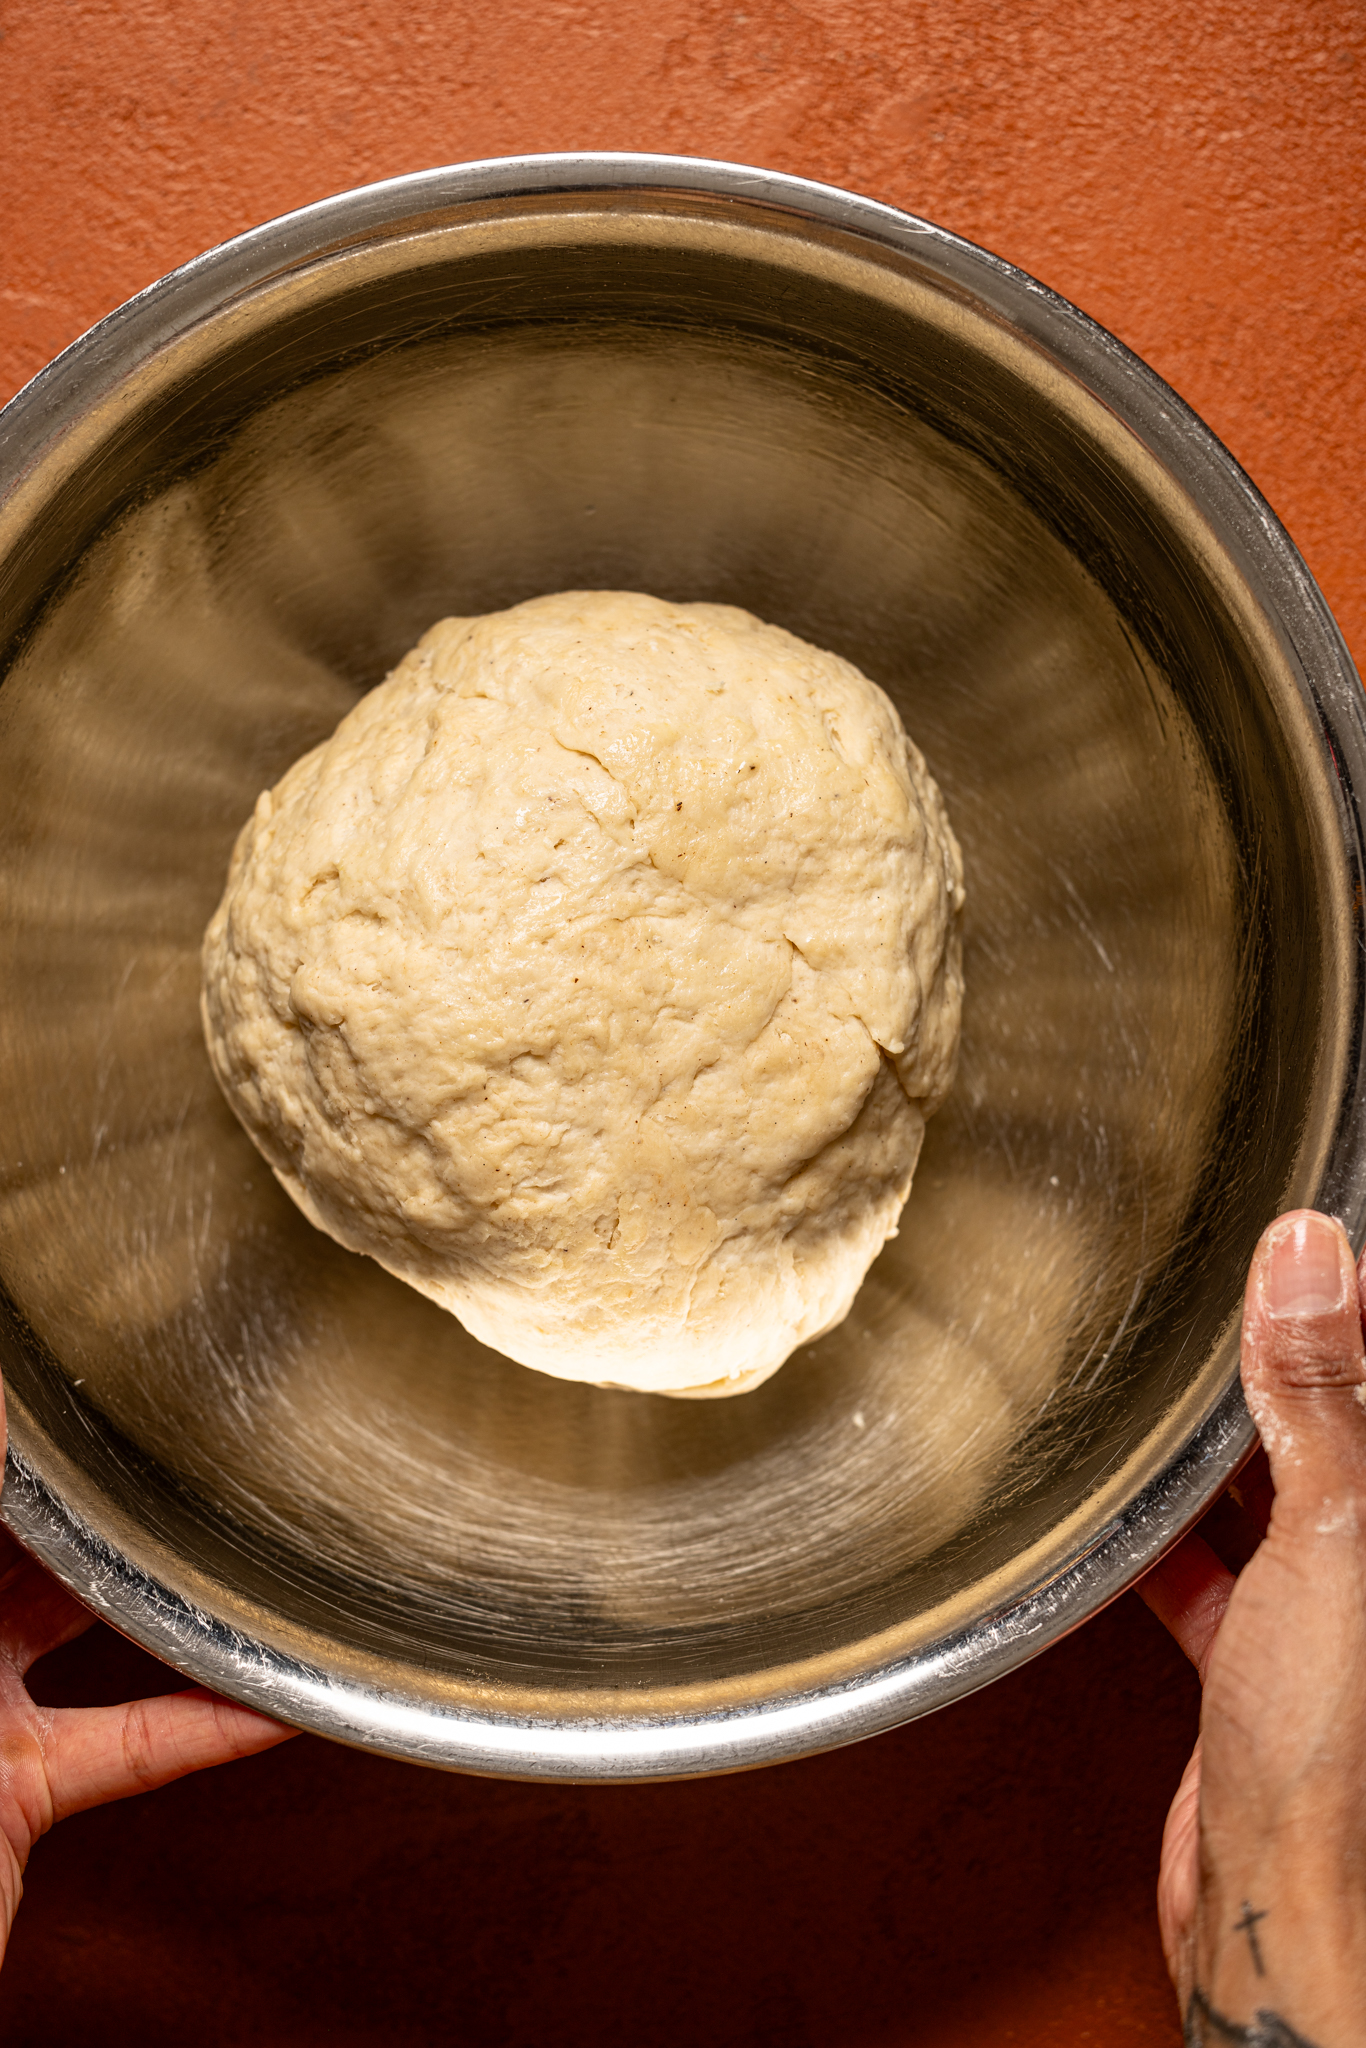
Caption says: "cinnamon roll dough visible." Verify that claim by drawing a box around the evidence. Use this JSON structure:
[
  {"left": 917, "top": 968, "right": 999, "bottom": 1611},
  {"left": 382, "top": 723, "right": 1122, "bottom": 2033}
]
[{"left": 201, "top": 591, "right": 964, "bottom": 1396}]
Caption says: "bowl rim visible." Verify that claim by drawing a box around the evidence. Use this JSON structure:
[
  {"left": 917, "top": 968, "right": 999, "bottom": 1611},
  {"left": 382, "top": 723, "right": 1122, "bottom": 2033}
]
[{"left": 2, "top": 151, "right": 1365, "bottom": 1780}]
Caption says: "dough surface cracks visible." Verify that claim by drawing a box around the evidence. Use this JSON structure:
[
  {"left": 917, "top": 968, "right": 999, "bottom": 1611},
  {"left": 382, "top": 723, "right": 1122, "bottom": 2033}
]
[{"left": 201, "top": 590, "right": 965, "bottom": 1396}]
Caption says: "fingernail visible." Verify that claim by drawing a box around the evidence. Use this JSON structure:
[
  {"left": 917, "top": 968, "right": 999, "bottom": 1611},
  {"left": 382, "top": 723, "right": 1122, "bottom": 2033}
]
[{"left": 1263, "top": 1214, "right": 1350, "bottom": 1318}]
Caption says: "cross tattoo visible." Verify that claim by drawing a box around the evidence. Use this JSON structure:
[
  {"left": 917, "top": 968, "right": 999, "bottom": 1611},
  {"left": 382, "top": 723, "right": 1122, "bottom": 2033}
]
[{"left": 1234, "top": 1900, "right": 1269, "bottom": 1976}]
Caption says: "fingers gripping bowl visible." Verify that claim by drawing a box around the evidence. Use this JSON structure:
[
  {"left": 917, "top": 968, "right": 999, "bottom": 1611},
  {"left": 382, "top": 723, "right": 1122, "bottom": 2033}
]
[{"left": 0, "top": 157, "right": 1363, "bottom": 1779}]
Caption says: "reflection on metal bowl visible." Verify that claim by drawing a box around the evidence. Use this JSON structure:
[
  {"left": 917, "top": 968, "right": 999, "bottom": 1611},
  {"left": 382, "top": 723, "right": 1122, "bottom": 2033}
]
[{"left": 0, "top": 155, "right": 1363, "bottom": 1779}]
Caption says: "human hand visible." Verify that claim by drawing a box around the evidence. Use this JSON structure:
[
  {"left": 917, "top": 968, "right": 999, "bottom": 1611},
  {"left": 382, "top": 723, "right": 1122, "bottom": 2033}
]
[
  {"left": 0, "top": 1375, "right": 296, "bottom": 1967},
  {"left": 1139, "top": 1209, "right": 1366, "bottom": 2043}
]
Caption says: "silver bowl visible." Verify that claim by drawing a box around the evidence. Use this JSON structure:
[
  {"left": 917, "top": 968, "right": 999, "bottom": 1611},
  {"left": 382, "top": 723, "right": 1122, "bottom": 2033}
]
[{"left": 1, "top": 155, "right": 1363, "bottom": 1780}]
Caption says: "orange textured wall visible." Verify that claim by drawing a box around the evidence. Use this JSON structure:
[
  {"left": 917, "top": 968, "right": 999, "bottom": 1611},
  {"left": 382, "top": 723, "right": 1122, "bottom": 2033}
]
[
  {"left": 1, "top": 4, "right": 1362, "bottom": 2043},
  {"left": 3, "top": 0, "right": 1364, "bottom": 668}
]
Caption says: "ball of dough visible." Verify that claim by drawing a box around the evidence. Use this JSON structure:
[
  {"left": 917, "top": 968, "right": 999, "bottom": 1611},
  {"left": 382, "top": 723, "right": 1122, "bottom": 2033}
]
[{"left": 201, "top": 592, "right": 965, "bottom": 1397}]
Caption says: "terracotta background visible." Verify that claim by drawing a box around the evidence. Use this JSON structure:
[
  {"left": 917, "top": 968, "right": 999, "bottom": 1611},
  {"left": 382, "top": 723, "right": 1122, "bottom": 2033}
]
[{"left": 1, "top": 0, "right": 1362, "bottom": 2040}]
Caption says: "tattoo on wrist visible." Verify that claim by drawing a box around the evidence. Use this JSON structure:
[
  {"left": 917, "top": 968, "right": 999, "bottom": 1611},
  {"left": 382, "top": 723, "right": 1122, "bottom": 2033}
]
[
  {"left": 1234, "top": 1901, "right": 1269, "bottom": 1976},
  {"left": 1185, "top": 1989, "right": 1322, "bottom": 2048}
]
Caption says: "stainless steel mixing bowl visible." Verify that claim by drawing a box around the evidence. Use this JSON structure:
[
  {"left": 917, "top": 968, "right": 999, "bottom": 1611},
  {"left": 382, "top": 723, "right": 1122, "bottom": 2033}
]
[{"left": 2, "top": 155, "right": 1363, "bottom": 1780}]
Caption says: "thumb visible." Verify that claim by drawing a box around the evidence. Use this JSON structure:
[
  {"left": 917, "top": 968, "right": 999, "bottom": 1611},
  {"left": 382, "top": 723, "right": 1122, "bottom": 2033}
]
[{"left": 1240, "top": 1209, "right": 1366, "bottom": 1515}]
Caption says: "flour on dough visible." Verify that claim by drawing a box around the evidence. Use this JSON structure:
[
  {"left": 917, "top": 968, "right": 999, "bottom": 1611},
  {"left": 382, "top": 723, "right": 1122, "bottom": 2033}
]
[{"left": 201, "top": 591, "right": 965, "bottom": 1396}]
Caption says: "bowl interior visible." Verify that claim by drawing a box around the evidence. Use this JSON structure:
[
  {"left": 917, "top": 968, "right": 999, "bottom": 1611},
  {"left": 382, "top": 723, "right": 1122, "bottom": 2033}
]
[{"left": 0, "top": 180, "right": 1342, "bottom": 1754}]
